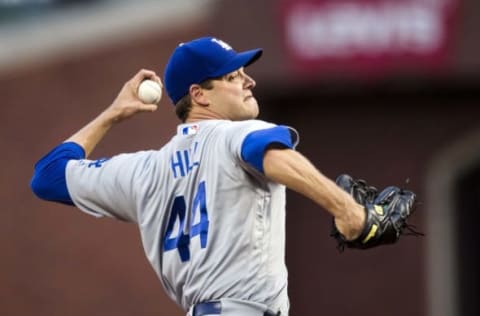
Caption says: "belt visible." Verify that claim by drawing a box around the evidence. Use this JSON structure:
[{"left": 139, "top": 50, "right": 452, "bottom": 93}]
[{"left": 193, "top": 301, "right": 280, "bottom": 316}]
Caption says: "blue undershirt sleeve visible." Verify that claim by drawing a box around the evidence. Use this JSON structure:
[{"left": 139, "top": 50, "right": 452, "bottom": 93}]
[
  {"left": 240, "top": 125, "right": 297, "bottom": 174},
  {"left": 30, "top": 142, "right": 86, "bottom": 205}
]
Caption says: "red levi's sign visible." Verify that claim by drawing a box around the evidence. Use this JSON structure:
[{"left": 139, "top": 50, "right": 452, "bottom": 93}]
[{"left": 278, "top": 0, "right": 460, "bottom": 77}]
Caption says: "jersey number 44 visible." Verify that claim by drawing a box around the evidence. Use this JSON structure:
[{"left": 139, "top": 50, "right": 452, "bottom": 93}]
[{"left": 163, "top": 181, "right": 209, "bottom": 262}]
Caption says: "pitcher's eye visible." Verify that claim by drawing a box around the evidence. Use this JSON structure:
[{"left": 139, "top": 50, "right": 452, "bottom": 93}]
[{"left": 227, "top": 72, "right": 240, "bottom": 81}]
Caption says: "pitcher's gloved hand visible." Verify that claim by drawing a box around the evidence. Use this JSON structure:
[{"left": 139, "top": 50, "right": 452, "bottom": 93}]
[{"left": 331, "top": 174, "right": 421, "bottom": 251}]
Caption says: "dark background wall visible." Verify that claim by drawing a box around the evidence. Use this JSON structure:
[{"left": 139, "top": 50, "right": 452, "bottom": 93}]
[
  {"left": 1, "top": 0, "right": 479, "bottom": 316},
  {"left": 262, "top": 88, "right": 480, "bottom": 316}
]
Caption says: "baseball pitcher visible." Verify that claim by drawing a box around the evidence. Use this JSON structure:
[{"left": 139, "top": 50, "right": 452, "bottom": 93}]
[{"left": 31, "top": 37, "right": 417, "bottom": 316}]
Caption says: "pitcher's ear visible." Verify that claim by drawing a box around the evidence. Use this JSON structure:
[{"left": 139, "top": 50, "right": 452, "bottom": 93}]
[{"left": 189, "top": 84, "right": 209, "bottom": 107}]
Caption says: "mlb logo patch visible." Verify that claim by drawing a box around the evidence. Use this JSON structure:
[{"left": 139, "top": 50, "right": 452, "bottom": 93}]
[{"left": 182, "top": 124, "right": 199, "bottom": 135}]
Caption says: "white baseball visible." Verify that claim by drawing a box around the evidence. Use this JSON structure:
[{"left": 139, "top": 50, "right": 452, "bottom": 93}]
[{"left": 138, "top": 79, "right": 162, "bottom": 104}]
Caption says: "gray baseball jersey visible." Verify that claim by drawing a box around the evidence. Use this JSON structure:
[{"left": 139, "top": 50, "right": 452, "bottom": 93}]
[{"left": 65, "top": 119, "right": 299, "bottom": 315}]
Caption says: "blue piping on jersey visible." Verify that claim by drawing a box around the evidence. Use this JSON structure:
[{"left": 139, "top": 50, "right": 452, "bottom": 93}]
[
  {"left": 241, "top": 126, "right": 295, "bottom": 174},
  {"left": 30, "top": 142, "right": 85, "bottom": 205}
]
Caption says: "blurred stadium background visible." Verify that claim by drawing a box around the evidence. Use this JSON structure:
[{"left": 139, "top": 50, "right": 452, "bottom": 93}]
[{"left": 1, "top": 0, "right": 479, "bottom": 315}]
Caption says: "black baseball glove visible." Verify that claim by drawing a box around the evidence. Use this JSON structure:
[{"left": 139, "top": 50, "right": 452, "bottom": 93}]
[{"left": 331, "top": 174, "right": 421, "bottom": 251}]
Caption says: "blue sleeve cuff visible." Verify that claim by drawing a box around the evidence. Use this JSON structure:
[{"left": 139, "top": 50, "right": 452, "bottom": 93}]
[
  {"left": 30, "top": 142, "right": 86, "bottom": 205},
  {"left": 241, "top": 126, "right": 296, "bottom": 174}
]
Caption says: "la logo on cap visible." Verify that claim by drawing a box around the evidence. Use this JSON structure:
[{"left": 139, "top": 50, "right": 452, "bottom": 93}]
[{"left": 211, "top": 38, "right": 232, "bottom": 51}]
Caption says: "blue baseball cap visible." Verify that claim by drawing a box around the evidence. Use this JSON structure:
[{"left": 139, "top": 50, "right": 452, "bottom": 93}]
[{"left": 164, "top": 36, "right": 263, "bottom": 104}]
